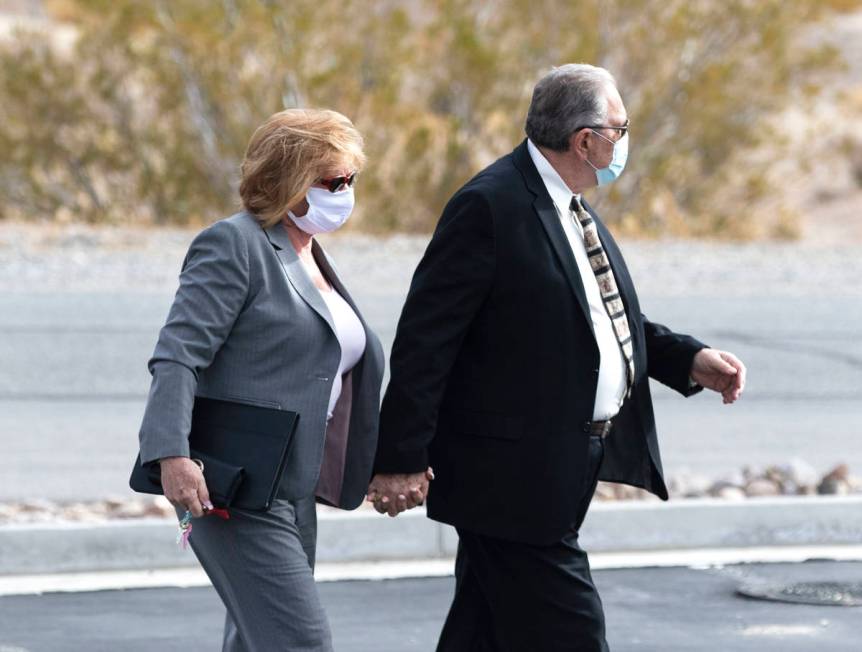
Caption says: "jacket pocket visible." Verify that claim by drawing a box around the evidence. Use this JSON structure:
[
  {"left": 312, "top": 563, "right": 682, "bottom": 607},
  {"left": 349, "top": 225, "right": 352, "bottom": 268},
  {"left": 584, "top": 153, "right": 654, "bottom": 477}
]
[{"left": 451, "top": 410, "right": 524, "bottom": 441}]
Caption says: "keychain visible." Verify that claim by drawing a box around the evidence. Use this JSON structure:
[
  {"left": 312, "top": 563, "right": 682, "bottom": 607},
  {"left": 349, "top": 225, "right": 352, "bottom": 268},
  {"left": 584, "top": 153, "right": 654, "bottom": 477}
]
[
  {"left": 174, "top": 458, "right": 231, "bottom": 549},
  {"left": 176, "top": 510, "right": 193, "bottom": 549},
  {"left": 176, "top": 505, "right": 231, "bottom": 549}
]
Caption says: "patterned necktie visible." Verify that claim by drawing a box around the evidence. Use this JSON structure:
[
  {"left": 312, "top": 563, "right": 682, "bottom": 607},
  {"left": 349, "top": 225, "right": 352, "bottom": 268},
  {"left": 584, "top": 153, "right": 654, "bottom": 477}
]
[{"left": 570, "top": 196, "right": 635, "bottom": 397}]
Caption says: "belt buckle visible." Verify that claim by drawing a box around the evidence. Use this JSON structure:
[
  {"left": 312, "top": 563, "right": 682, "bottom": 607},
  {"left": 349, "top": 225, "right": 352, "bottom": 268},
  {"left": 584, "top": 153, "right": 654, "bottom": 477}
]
[{"left": 591, "top": 419, "right": 612, "bottom": 438}]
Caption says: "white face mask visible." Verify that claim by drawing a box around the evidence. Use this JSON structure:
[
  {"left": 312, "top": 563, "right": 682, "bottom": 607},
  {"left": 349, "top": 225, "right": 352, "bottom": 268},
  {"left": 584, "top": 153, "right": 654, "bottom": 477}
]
[{"left": 289, "top": 186, "right": 355, "bottom": 235}]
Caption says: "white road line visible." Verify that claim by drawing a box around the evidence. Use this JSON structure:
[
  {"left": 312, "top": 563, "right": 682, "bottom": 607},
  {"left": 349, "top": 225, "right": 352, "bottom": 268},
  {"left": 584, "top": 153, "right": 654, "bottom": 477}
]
[{"left": 1, "top": 545, "right": 861, "bottom": 596}]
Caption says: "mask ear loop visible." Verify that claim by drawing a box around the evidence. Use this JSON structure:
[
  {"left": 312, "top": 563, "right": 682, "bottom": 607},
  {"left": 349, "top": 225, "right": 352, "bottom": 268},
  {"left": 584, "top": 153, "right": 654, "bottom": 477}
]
[
  {"left": 583, "top": 129, "right": 619, "bottom": 178},
  {"left": 583, "top": 130, "right": 604, "bottom": 174}
]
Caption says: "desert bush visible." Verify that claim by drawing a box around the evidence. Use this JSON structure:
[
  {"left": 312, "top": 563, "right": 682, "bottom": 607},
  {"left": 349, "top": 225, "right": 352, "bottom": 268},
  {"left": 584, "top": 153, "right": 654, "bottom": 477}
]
[{"left": 0, "top": 0, "right": 855, "bottom": 236}]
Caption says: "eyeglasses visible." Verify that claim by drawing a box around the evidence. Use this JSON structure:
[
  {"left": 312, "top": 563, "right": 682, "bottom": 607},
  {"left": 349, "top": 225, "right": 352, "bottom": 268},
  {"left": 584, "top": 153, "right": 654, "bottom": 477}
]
[
  {"left": 317, "top": 171, "right": 358, "bottom": 193},
  {"left": 578, "top": 119, "right": 630, "bottom": 139}
]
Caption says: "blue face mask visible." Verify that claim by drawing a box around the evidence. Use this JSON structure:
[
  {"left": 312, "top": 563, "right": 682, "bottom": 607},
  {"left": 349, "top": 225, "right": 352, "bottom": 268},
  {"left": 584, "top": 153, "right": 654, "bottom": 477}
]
[{"left": 586, "top": 131, "right": 628, "bottom": 186}]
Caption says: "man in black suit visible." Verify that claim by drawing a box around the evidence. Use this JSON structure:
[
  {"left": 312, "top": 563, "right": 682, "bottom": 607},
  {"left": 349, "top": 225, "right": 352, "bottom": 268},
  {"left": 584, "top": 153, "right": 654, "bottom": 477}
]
[{"left": 368, "top": 64, "right": 746, "bottom": 651}]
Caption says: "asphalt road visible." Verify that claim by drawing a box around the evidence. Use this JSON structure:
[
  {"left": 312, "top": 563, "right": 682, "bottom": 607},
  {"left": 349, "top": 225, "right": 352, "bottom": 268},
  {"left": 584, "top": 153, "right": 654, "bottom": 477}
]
[
  {"left": 2, "top": 231, "right": 862, "bottom": 502},
  {"left": 1, "top": 561, "right": 860, "bottom": 651},
  {"left": 1, "top": 287, "right": 860, "bottom": 501}
]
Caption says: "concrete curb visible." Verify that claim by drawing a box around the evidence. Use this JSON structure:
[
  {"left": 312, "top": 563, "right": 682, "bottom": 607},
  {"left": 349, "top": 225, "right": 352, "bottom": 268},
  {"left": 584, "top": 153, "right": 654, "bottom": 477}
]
[{"left": 2, "top": 496, "right": 861, "bottom": 576}]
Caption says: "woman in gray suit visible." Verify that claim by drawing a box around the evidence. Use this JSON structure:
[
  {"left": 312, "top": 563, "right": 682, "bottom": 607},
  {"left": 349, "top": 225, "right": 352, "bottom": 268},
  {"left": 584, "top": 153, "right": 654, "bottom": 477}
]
[{"left": 136, "top": 108, "right": 397, "bottom": 651}]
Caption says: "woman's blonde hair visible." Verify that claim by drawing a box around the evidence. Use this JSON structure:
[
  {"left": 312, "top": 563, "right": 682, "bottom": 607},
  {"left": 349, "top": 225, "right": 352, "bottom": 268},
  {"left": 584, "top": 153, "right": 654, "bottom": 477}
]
[{"left": 239, "top": 108, "right": 366, "bottom": 228}]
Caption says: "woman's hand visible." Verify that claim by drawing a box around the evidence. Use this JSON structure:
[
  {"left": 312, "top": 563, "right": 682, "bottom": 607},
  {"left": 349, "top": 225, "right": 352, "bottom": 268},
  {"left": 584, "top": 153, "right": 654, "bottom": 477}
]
[{"left": 160, "top": 456, "right": 213, "bottom": 517}]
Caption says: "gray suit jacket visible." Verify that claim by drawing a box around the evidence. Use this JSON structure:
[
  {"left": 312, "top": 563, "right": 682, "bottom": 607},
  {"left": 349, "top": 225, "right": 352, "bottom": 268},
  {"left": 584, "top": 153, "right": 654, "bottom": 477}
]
[{"left": 138, "top": 211, "right": 385, "bottom": 509}]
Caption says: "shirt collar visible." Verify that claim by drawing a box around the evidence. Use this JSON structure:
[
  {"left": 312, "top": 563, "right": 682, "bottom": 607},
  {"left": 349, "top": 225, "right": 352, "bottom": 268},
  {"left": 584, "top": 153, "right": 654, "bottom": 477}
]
[{"left": 526, "top": 138, "right": 580, "bottom": 215}]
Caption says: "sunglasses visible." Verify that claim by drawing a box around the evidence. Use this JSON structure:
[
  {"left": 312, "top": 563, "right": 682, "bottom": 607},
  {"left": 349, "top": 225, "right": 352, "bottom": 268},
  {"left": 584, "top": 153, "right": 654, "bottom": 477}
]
[{"left": 317, "top": 171, "right": 358, "bottom": 193}]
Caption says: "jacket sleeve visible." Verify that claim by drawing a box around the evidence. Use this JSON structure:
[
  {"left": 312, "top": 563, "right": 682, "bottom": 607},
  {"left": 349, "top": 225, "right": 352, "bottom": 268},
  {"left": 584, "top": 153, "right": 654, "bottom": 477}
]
[
  {"left": 641, "top": 313, "right": 707, "bottom": 397},
  {"left": 375, "top": 190, "right": 496, "bottom": 473},
  {"left": 138, "top": 220, "right": 250, "bottom": 464}
]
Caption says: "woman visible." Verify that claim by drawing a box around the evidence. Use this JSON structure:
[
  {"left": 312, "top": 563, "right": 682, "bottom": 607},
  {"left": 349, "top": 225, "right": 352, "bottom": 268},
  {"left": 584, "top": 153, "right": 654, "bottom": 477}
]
[{"left": 136, "top": 108, "right": 384, "bottom": 651}]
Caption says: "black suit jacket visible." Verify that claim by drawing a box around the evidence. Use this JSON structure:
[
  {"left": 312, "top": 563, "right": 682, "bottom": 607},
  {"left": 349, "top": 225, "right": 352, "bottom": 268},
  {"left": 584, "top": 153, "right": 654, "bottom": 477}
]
[{"left": 375, "top": 140, "right": 707, "bottom": 545}]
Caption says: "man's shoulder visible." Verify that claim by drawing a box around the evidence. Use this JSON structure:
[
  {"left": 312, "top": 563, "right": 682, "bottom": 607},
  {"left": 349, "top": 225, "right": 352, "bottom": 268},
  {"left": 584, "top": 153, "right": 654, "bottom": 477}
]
[{"left": 456, "top": 148, "right": 527, "bottom": 204}]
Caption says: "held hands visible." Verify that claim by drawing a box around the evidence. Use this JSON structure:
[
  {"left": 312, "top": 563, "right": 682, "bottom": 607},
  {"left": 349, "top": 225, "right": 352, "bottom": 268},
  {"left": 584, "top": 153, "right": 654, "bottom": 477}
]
[
  {"left": 160, "top": 456, "right": 213, "bottom": 517},
  {"left": 690, "top": 348, "right": 746, "bottom": 404},
  {"left": 366, "top": 467, "right": 435, "bottom": 517}
]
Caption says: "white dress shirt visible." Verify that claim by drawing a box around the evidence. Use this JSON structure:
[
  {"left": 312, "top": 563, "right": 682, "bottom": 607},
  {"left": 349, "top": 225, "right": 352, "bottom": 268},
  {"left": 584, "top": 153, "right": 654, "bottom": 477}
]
[{"left": 527, "top": 139, "right": 628, "bottom": 420}]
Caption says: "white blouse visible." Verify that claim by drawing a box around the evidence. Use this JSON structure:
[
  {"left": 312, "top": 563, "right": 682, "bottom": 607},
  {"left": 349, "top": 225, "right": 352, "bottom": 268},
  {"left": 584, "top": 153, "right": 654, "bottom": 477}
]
[{"left": 320, "top": 288, "right": 366, "bottom": 420}]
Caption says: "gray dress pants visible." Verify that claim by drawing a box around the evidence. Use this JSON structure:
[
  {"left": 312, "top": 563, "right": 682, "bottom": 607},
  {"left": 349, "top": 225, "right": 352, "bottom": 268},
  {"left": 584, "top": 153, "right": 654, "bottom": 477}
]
[{"left": 182, "top": 496, "right": 333, "bottom": 652}]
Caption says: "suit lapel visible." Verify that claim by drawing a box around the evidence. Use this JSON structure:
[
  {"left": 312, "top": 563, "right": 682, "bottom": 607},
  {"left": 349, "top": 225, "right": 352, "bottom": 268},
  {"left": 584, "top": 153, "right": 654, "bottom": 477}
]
[
  {"left": 263, "top": 220, "right": 337, "bottom": 336},
  {"left": 512, "top": 141, "right": 595, "bottom": 339},
  {"left": 533, "top": 202, "right": 596, "bottom": 339}
]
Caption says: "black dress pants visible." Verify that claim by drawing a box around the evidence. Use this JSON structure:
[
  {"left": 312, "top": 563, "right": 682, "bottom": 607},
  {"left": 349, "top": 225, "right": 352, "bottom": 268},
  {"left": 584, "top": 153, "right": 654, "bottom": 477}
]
[{"left": 436, "top": 435, "right": 609, "bottom": 652}]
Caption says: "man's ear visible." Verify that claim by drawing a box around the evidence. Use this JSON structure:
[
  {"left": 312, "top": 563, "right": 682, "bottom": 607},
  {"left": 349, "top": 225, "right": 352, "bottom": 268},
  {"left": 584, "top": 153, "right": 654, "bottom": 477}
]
[{"left": 569, "top": 128, "right": 590, "bottom": 161}]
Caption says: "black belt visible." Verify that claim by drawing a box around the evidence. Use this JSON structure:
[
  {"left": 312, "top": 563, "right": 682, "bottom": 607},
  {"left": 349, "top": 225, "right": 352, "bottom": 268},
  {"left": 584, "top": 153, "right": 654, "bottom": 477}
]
[{"left": 586, "top": 419, "right": 613, "bottom": 438}]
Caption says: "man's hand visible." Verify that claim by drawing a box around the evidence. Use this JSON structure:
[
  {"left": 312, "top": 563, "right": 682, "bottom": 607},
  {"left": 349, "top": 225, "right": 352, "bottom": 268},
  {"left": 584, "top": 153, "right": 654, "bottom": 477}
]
[
  {"left": 690, "top": 348, "right": 746, "bottom": 404},
  {"left": 160, "top": 456, "right": 213, "bottom": 517},
  {"left": 366, "top": 468, "right": 435, "bottom": 517}
]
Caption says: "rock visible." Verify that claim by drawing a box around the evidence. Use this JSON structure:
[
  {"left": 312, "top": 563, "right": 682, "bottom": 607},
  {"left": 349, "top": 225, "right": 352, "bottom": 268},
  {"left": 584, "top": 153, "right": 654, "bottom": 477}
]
[
  {"left": 608, "top": 484, "right": 652, "bottom": 501},
  {"left": 18, "top": 499, "right": 54, "bottom": 513},
  {"left": 708, "top": 481, "right": 746, "bottom": 500},
  {"left": 742, "top": 465, "right": 764, "bottom": 484},
  {"left": 143, "top": 497, "right": 175, "bottom": 518},
  {"left": 817, "top": 478, "right": 850, "bottom": 495},
  {"left": 783, "top": 458, "right": 820, "bottom": 489},
  {"left": 714, "top": 470, "right": 746, "bottom": 487},
  {"left": 113, "top": 500, "right": 148, "bottom": 519},
  {"left": 593, "top": 482, "right": 616, "bottom": 501},
  {"left": 744, "top": 478, "right": 781, "bottom": 497},
  {"left": 0, "top": 504, "right": 19, "bottom": 522},
  {"left": 821, "top": 464, "right": 850, "bottom": 483},
  {"left": 668, "top": 471, "right": 712, "bottom": 498},
  {"left": 104, "top": 496, "right": 128, "bottom": 509},
  {"left": 764, "top": 466, "right": 784, "bottom": 483},
  {"left": 818, "top": 464, "right": 852, "bottom": 495},
  {"left": 153, "top": 495, "right": 174, "bottom": 510},
  {"left": 716, "top": 486, "right": 747, "bottom": 500},
  {"left": 61, "top": 503, "right": 104, "bottom": 522}
]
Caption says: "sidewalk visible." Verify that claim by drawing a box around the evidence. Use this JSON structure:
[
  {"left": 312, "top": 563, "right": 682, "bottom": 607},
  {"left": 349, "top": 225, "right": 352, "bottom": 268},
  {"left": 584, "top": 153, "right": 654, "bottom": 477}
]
[{"left": 3, "top": 496, "right": 862, "bottom": 579}]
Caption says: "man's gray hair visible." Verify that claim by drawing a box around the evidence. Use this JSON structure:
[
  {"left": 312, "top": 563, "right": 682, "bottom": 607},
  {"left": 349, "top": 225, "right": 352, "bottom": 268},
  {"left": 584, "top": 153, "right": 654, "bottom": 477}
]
[{"left": 525, "top": 64, "right": 617, "bottom": 152}]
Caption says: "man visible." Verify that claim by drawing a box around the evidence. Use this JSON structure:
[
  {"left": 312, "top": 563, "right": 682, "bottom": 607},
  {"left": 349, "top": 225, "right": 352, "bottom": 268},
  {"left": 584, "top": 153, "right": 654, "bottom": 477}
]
[{"left": 368, "top": 64, "right": 746, "bottom": 651}]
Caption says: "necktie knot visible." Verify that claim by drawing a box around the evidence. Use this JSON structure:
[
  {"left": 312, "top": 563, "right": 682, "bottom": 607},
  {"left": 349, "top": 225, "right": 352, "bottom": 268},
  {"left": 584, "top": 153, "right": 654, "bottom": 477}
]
[{"left": 570, "top": 195, "right": 592, "bottom": 230}]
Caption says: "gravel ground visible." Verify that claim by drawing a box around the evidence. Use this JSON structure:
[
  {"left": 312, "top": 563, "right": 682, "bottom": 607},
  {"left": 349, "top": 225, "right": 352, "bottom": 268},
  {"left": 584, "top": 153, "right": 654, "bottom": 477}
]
[
  {"left": 2, "top": 221, "right": 862, "bottom": 297},
  {"left": 1, "top": 459, "right": 860, "bottom": 525}
]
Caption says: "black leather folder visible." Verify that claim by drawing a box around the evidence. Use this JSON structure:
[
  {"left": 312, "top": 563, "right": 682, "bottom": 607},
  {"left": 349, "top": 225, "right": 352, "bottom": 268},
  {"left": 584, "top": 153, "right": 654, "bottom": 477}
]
[{"left": 129, "top": 396, "right": 299, "bottom": 511}]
